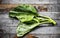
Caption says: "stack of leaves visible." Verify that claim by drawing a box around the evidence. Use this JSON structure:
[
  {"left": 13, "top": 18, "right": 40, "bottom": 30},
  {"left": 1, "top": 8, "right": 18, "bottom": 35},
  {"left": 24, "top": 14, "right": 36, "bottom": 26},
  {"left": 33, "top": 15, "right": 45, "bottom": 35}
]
[{"left": 9, "top": 4, "right": 56, "bottom": 37}]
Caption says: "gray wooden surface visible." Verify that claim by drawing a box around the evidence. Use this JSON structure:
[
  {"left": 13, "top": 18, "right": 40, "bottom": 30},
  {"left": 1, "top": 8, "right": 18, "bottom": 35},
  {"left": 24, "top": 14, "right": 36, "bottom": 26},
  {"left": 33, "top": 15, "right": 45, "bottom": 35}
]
[
  {"left": 0, "top": 12, "right": 60, "bottom": 38},
  {"left": 2, "top": 34, "right": 60, "bottom": 38},
  {"left": 0, "top": 0, "right": 60, "bottom": 38},
  {"left": 1, "top": 0, "right": 58, "bottom": 4}
]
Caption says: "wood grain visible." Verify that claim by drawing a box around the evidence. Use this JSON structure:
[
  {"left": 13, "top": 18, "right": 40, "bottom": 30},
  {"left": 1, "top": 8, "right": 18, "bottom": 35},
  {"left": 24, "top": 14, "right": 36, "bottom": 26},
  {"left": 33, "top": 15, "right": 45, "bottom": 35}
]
[
  {"left": 13, "top": 34, "right": 37, "bottom": 38},
  {"left": 0, "top": 4, "right": 18, "bottom": 9},
  {"left": 0, "top": 4, "right": 47, "bottom": 9}
]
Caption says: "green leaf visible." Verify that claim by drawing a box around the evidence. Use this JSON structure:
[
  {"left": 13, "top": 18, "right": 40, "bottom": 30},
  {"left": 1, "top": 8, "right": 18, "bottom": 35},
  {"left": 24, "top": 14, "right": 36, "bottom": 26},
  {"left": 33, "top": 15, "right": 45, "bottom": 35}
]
[
  {"left": 16, "top": 21, "right": 40, "bottom": 37},
  {"left": 16, "top": 14, "right": 34, "bottom": 22}
]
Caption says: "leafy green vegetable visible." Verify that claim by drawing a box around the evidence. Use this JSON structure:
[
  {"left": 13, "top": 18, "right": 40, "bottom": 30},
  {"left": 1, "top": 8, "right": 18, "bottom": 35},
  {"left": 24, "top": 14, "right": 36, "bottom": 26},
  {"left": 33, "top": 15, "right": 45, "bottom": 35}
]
[
  {"left": 16, "top": 20, "right": 40, "bottom": 37},
  {"left": 13, "top": 4, "right": 37, "bottom": 13},
  {"left": 9, "top": 4, "right": 56, "bottom": 37}
]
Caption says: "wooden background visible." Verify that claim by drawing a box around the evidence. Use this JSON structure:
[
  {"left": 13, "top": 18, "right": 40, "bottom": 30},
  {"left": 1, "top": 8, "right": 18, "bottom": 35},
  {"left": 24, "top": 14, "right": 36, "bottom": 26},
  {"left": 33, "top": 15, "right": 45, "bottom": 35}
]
[{"left": 0, "top": 0, "right": 60, "bottom": 38}]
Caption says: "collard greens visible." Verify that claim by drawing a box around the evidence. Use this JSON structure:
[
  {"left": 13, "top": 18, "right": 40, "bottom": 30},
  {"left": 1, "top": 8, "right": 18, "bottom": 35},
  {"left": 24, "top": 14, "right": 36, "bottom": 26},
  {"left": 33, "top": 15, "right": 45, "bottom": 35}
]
[{"left": 9, "top": 4, "right": 56, "bottom": 37}]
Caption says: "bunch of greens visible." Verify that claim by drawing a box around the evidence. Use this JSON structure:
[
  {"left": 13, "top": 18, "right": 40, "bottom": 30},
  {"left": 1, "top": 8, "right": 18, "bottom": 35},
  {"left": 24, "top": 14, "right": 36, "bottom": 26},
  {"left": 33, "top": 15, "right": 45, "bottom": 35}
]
[{"left": 9, "top": 4, "right": 56, "bottom": 37}]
